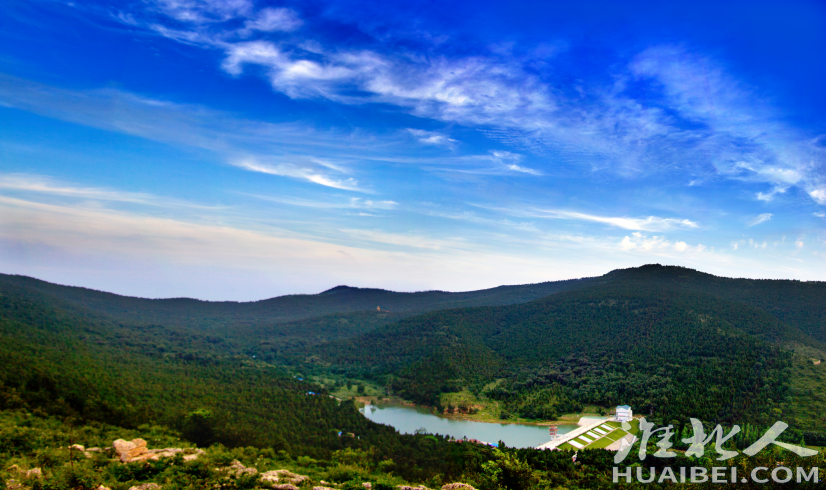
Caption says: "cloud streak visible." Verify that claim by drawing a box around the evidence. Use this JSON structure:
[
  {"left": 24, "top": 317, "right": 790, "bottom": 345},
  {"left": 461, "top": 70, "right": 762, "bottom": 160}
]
[
  {"left": 476, "top": 204, "right": 699, "bottom": 232},
  {"left": 134, "top": 3, "right": 826, "bottom": 205},
  {"left": 0, "top": 173, "right": 219, "bottom": 209},
  {"left": 233, "top": 158, "right": 365, "bottom": 192},
  {"left": 747, "top": 213, "right": 773, "bottom": 227}
]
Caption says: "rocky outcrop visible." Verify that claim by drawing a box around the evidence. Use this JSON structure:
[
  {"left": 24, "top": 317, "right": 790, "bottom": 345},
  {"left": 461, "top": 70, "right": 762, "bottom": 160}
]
[
  {"left": 270, "top": 485, "right": 299, "bottom": 490},
  {"left": 313, "top": 487, "right": 337, "bottom": 490},
  {"left": 398, "top": 486, "right": 429, "bottom": 490},
  {"left": 260, "top": 469, "right": 309, "bottom": 485},
  {"left": 113, "top": 439, "right": 148, "bottom": 462},
  {"left": 112, "top": 439, "right": 203, "bottom": 463},
  {"left": 363, "top": 483, "right": 372, "bottom": 489},
  {"left": 441, "top": 484, "right": 476, "bottom": 490}
]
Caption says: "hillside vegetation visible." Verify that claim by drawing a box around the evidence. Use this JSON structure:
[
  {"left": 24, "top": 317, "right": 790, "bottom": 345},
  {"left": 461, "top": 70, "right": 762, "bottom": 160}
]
[
  {"left": 292, "top": 266, "right": 826, "bottom": 435},
  {"left": 2, "top": 265, "right": 826, "bottom": 489}
]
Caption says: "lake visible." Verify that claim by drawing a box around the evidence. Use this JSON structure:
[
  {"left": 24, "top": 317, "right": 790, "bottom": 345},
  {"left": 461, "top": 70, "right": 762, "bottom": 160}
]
[{"left": 360, "top": 404, "right": 579, "bottom": 449}]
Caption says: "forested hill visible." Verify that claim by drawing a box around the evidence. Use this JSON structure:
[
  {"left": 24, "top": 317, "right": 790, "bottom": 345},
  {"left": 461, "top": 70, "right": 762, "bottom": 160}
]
[
  {"left": 0, "top": 277, "right": 503, "bottom": 482},
  {"left": 595, "top": 264, "right": 826, "bottom": 343},
  {"left": 303, "top": 266, "right": 826, "bottom": 429},
  {"left": 0, "top": 273, "right": 594, "bottom": 330}
]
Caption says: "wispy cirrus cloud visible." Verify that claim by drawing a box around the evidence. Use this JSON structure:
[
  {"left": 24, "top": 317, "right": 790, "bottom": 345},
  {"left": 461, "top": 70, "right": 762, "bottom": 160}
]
[
  {"left": 0, "top": 173, "right": 219, "bottom": 209},
  {"left": 476, "top": 204, "right": 699, "bottom": 232},
  {"left": 629, "top": 46, "right": 826, "bottom": 202},
  {"left": 153, "top": 0, "right": 254, "bottom": 24},
  {"left": 133, "top": 2, "right": 826, "bottom": 205},
  {"left": 426, "top": 150, "right": 542, "bottom": 176},
  {"left": 242, "top": 7, "right": 302, "bottom": 33},
  {"left": 747, "top": 213, "right": 773, "bottom": 227},
  {"left": 233, "top": 157, "right": 364, "bottom": 192},
  {"left": 0, "top": 74, "right": 386, "bottom": 192},
  {"left": 244, "top": 194, "right": 397, "bottom": 211},
  {"left": 407, "top": 129, "right": 457, "bottom": 147},
  {"left": 544, "top": 210, "right": 698, "bottom": 231}
]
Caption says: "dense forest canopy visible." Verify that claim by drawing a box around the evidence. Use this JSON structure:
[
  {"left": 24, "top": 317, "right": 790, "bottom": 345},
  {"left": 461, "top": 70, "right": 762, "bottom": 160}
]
[{"left": 1, "top": 265, "right": 825, "bottom": 489}]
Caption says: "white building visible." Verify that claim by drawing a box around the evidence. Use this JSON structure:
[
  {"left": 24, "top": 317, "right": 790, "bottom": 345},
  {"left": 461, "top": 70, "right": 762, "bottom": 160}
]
[{"left": 616, "top": 405, "right": 633, "bottom": 422}]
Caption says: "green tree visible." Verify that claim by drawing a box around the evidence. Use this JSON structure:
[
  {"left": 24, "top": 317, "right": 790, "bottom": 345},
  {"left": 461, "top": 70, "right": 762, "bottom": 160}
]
[
  {"left": 481, "top": 449, "right": 536, "bottom": 490},
  {"left": 182, "top": 409, "right": 216, "bottom": 447}
]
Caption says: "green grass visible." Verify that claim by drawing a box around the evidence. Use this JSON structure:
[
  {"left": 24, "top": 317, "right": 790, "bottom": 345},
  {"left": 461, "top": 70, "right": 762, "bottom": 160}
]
[{"left": 556, "top": 419, "right": 640, "bottom": 451}]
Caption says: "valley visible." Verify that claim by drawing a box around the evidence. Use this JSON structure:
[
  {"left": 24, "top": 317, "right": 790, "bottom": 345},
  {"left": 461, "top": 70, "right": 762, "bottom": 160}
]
[{"left": 2, "top": 265, "right": 826, "bottom": 489}]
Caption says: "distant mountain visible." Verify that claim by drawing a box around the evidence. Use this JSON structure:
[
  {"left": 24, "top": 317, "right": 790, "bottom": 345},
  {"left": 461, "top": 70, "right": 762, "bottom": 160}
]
[{"left": 0, "top": 273, "right": 595, "bottom": 331}]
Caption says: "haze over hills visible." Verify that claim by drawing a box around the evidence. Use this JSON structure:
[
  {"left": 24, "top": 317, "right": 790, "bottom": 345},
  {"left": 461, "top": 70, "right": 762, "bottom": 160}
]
[{"left": 0, "top": 273, "right": 595, "bottom": 330}]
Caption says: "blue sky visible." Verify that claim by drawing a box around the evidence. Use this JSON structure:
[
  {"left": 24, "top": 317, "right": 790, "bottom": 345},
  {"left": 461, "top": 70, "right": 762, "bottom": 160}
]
[{"left": 1, "top": 0, "right": 824, "bottom": 300}]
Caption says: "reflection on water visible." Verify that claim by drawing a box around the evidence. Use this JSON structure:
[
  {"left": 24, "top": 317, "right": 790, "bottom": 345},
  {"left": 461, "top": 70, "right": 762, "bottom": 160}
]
[{"left": 360, "top": 404, "right": 580, "bottom": 449}]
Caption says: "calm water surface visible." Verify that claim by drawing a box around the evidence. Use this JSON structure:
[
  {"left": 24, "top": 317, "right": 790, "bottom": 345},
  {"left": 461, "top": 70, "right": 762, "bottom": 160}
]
[{"left": 360, "top": 404, "right": 578, "bottom": 449}]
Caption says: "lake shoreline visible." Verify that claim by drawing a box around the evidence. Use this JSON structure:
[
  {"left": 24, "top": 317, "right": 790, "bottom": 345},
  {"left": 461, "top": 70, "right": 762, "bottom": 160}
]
[
  {"left": 359, "top": 403, "right": 598, "bottom": 449},
  {"left": 357, "top": 397, "right": 586, "bottom": 427}
]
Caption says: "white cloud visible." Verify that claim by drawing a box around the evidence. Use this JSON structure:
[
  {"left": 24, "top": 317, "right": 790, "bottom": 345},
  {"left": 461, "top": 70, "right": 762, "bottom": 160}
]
[
  {"left": 505, "top": 164, "right": 541, "bottom": 175},
  {"left": 243, "top": 194, "right": 397, "bottom": 211},
  {"left": 814, "top": 212, "right": 826, "bottom": 218},
  {"left": 154, "top": 0, "right": 253, "bottom": 23},
  {"left": 488, "top": 151, "right": 541, "bottom": 175},
  {"left": 217, "top": 38, "right": 557, "bottom": 125},
  {"left": 629, "top": 46, "right": 826, "bottom": 203},
  {"left": 233, "top": 158, "right": 364, "bottom": 192},
  {"left": 349, "top": 198, "right": 398, "bottom": 210},
  {"left": 747, "top": 213, "right": 773, "bottom": 227},
  {"left": 126, "top": 7, "right": 826, "bottom": 205},
  {"left": 756, "top": 185, "right": 789, "bottom": 202},
  {"left": 407, "top": 129, "right": 457, "bottom": 147},
  {"left": 529, "top": 209, "right": 698, "bottom": 232},
  {"left": 470, "top": 203, "right": 699, "bottom": 232},
  {"left": 619, "top": 232, "right": 705, "bottom": 254},
  {"left": 216, "top": 39, "right": 826, "bottom": 203},
  {"left": 0, "top": 74, "right": 429, "bottom": 193},
  {"left": 243, "top": 7, "right": 302, "bottom": 33}
]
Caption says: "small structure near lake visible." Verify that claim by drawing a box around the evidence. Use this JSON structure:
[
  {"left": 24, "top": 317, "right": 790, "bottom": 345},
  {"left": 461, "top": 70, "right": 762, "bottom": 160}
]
[{"left": 615, "top": 405, "right": 633, "bottom": 422}]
